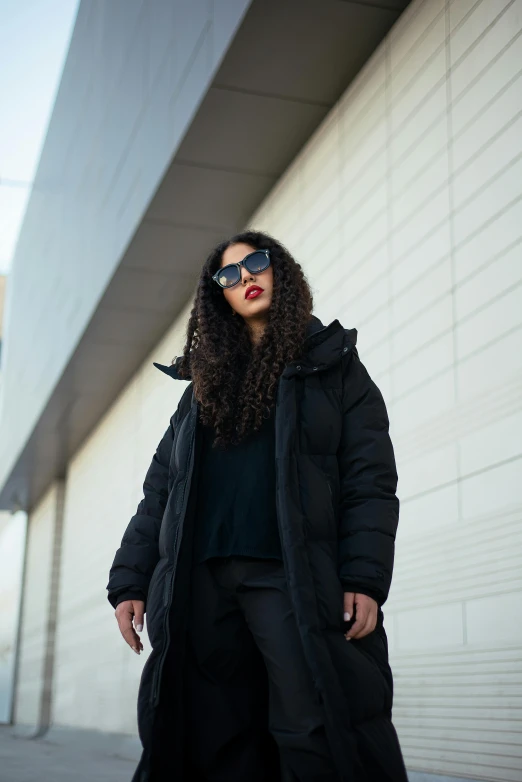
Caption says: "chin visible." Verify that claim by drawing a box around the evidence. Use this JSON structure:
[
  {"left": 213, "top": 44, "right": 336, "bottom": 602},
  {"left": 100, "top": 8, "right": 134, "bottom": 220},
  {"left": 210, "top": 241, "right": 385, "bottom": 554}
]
[
  {"left": 245, "top": 304, "right": 270, "bottom": 318},
  {"left": 248, "top": 295, "right": 271, "bottom": 311}
]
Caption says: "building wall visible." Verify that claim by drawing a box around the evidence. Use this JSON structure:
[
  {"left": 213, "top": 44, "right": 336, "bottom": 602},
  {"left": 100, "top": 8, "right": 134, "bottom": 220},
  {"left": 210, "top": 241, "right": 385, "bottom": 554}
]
[
  {"left": 14, "top": 0, "right": 522, "bottom": 777},
  {"left": 14, "top": 487, "right": 57, "bottom": 726},
  {"left": 0, "top": 509, "right": 26, "bottom": 724},
  {"left": 51, "top": 302, "right": 192, "bottom": 732},
  {"left": 248, "top": 0, "right": 522, "bottom": 778},
  {"left": 0, "top": 274, "right": 6, "bottom": 367},
  {"left": 0, "top": 274, "right": 6, "bottom": 340},
  {"left": 0, "top": 0, "right": 251, "bottom": 501}
]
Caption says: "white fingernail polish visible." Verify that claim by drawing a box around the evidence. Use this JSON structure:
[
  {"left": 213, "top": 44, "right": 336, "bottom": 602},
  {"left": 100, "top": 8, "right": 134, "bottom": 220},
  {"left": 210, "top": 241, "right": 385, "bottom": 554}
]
[
  {"left": 136, "top": 624, "right": 143, "bottom": 632},
  {"left": 344, "top": 612, "right": 351, "bottom": 621}
]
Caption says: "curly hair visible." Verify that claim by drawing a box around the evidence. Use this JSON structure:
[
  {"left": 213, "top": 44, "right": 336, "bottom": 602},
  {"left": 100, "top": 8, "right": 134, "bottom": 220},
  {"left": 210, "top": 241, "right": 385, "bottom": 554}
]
[{"left": 173, "top": 229, "right": 314, "bottom": 448}]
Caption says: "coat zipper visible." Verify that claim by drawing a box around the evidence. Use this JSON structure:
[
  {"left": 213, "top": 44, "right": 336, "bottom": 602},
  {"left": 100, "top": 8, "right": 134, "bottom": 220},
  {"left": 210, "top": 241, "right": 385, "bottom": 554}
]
[{"left": 150, "top": 403, "right": 197, "bottom": 706}]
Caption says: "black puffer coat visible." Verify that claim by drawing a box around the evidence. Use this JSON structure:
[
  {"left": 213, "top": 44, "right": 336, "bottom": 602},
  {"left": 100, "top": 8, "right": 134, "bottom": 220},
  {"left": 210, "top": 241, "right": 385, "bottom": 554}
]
[{"left": 107, "top": 314, "right": 408, "bottom": 782}]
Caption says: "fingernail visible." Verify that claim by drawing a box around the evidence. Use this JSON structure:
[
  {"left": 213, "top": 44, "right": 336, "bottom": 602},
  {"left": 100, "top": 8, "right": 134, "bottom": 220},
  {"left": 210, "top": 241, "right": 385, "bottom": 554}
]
[
  {"left": 345, "top": 636, "right": 351, "bottom": 642},
  {"left": 136, "top": 624, "right": 143, "bottom": 633},
  {"left": 132, "top": 647, "right": 139, "bottom": 654},
  {"left": 344, "top": 612, "right": 351, "bottom": 621}
]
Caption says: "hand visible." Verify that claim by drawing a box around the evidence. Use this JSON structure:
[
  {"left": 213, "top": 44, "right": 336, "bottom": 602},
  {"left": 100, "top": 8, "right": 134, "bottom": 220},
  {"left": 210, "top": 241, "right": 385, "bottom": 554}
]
[
  {"left": 343, "top": 592, "right": 378, "bottom": 641},
  {"left": 115, "top": 599, "right": 145, "bottom": 654}
]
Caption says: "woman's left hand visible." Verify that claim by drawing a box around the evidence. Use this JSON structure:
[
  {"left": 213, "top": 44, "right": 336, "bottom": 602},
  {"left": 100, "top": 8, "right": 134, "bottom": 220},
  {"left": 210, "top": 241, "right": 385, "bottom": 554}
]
[{"left": 343, "top": 592, "right": 378, "bottom": 641}]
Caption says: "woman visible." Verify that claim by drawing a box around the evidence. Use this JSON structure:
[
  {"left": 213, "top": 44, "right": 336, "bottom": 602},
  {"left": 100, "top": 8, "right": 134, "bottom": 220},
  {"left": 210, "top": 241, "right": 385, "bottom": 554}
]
[{"left": 107, "top": 230, "right": 408, "bottom": 782}]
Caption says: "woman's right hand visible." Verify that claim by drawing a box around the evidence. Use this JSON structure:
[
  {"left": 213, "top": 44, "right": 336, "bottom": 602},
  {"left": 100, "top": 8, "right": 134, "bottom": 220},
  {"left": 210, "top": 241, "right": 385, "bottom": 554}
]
[{"left": 115, "top": 599, "right": 145, "bottom": 655}]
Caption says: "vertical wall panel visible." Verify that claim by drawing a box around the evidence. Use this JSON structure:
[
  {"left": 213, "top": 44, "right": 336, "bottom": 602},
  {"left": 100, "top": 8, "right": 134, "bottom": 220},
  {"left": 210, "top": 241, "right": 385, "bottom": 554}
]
[
  {"left": 51, "top": 301, "right": 192, "bottom": 733},
  {"left": 247, "top": 0, "right": 522, "bottom": 778},
  {"left": 0, "top": 0, "right": 252, "bottom": 505},
  {"left": 14, "top": 489, "right": 56, "bottom": 726},
  {"left": 13, "top": 0, "right": 522, "bottom": 776}
]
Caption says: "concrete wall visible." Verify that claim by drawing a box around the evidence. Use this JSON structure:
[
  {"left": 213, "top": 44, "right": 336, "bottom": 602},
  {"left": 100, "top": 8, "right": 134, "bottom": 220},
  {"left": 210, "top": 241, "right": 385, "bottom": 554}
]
[
  {"left": 0, "top": 510, "right": 26, "bottom": 724},
  {"left": 0, "top": 274, "right": 6, "bottom": 340},
  {"left": 51, "top": 302, "right": 192, "bottom": 732},
  {"left": 14, "top": 0, "right": 522, "bottom": 777},
  {"left": 248, "top": 0, "right": 522, "bottom": 778},
  {"left": 13, "top": 487, "right": 58, "bottom": 727},
  {"left": 0, "top": 0, "right": 251, "bottom": 500}
]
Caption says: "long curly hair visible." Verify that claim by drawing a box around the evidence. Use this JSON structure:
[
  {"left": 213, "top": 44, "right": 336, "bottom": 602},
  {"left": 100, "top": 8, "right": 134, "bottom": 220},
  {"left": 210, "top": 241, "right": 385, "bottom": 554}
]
[{"left": 173, "top": 229, "right": 314, "bottom": 448}]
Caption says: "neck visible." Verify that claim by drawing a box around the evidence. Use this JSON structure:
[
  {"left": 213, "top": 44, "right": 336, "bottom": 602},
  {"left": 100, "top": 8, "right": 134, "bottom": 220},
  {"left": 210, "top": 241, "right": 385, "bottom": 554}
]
[{"left": 245, "top": 314, "right": 268, "bottom": 346}]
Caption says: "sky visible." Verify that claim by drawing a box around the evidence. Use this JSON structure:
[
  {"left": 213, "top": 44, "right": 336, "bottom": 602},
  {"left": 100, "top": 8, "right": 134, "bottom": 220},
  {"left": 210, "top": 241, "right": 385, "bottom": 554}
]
[{"left": 0, "top": 0, "right": 80, "bottom": 275}]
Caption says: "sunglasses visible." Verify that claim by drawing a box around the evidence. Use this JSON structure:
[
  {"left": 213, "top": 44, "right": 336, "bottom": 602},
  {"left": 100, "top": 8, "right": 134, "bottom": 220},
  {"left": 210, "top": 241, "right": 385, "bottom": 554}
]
[{"left": 212, "top": 249, "right": 271, "bottom": 289}]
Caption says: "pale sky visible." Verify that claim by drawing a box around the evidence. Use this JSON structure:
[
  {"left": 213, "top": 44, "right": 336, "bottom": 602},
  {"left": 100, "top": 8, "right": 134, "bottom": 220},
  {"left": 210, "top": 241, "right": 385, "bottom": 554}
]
[{"left": 0, "top": 0, "right": 80, "bottom": 275}]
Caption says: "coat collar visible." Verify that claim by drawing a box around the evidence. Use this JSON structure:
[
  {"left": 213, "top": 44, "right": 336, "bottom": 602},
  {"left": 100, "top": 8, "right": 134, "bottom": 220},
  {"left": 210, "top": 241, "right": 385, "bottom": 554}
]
[{"left": 153, "top": 314, "right": 357, "bottom": 380}]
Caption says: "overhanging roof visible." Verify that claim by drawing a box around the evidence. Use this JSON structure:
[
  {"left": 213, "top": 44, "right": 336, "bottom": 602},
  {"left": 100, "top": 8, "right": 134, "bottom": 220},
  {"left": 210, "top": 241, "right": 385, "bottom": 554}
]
[{"left": 0, "top": 0, "right": 409, "bottom": 512}]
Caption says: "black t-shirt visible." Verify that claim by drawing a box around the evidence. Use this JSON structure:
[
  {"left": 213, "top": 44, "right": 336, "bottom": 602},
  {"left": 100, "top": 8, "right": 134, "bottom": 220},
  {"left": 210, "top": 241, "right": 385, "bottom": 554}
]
[{"left": 193, "top": 406, "right": 283, "bottom": 564}]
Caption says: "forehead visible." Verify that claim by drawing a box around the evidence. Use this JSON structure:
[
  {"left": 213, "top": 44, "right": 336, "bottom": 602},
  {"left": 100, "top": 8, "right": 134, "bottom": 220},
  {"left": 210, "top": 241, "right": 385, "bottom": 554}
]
[{"left": 220, "top": 243, "right": 257, "bottom": 266}]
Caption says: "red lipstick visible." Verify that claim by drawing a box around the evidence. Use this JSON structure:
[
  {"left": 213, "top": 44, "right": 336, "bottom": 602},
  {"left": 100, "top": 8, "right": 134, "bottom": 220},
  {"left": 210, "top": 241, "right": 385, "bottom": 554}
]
[{"left": 245, "top": 285, "right": 264, "bottom": 299}]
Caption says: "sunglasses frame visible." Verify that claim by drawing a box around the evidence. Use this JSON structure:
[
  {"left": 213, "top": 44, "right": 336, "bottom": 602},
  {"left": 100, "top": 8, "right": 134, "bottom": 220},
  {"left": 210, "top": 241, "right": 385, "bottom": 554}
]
[{"left": 212, "top": 249, "right": 271, "bottom": 289}]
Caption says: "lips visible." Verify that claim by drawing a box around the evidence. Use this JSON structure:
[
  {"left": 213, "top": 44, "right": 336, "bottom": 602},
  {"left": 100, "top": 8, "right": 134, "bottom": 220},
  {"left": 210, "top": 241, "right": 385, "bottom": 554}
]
[{"left": 245, "top": 285, "right": 264, "bottom": 299}]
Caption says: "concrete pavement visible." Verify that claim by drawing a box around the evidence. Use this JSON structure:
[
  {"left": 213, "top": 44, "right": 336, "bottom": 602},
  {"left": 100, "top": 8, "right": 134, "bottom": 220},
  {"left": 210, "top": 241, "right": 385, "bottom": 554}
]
[
  {"left": 0, "top": 725, "right": 141, "bottom": 782},
  {"left": 0, "top": 724, "right": 483, "bottom": 782}
]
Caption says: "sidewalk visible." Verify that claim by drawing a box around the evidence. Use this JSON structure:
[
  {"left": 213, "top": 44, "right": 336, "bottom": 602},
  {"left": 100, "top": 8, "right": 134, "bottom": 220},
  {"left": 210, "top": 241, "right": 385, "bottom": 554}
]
[
  {"left": 1, "top": 724, "right": 483, "bottom": 782},
  {"left": 0, "top": 724, "right": 141, "bottom": 782}
]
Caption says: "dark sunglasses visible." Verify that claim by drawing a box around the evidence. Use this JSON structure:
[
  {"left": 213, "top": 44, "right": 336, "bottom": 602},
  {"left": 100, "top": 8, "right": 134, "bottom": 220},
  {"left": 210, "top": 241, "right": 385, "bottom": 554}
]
[{"left": 212, "top": 249, "right": 271, "bottom": 289}]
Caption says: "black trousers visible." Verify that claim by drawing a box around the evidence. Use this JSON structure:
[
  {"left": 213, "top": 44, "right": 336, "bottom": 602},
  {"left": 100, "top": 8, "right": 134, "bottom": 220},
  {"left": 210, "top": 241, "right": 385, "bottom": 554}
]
[{"left": 182, "top": 556, "right": 339, "bottom": 782}]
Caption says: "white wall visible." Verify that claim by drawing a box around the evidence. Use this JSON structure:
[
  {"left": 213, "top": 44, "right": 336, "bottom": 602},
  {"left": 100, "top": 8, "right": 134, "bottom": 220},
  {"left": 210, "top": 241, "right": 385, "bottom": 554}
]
[
  {"left": 51, "top": 301, "right": 192, "bottom": 733},
  {"left": 0, "top": 0, "right": 252, "bottom": 500},
  {"left": 249, "top": 0, "right": 522, "bottom": 778},
  {"left": 14, "top": 0, "right": 522, "bottom": 776},
  {"left": 13, "top": 491, "right": 56, "bottom": 727},
  {"left": 0, "top": 510, "right": 26, "bottom": 724}
]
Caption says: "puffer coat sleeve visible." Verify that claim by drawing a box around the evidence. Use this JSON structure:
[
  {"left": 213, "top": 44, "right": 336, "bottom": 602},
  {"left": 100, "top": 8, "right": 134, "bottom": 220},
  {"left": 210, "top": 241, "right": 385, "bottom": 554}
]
[
  {"left": 106, "top": 411, "right": 178, "bottom": 610},
  {"left": 337, "top": 347, "right": 399, "bottom": 607}
]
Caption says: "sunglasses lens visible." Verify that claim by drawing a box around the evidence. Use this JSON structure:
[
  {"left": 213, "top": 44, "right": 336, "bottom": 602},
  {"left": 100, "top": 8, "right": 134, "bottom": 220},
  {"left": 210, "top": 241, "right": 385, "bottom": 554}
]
[
  {"left": 217, "top": 266, "right": 240, "bottom": 288},
  {"left": 215, "top": 251, "right": 270, "bottom": 287},
  {"left": 245, "top": 251, "right": 270, "bottom": 274}
]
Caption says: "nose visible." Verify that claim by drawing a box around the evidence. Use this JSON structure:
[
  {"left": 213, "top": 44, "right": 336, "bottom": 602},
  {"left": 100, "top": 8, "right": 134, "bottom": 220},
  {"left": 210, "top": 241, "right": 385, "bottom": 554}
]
[{"left": 241, "top": 264, "right": 255, "bottom": 284}]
